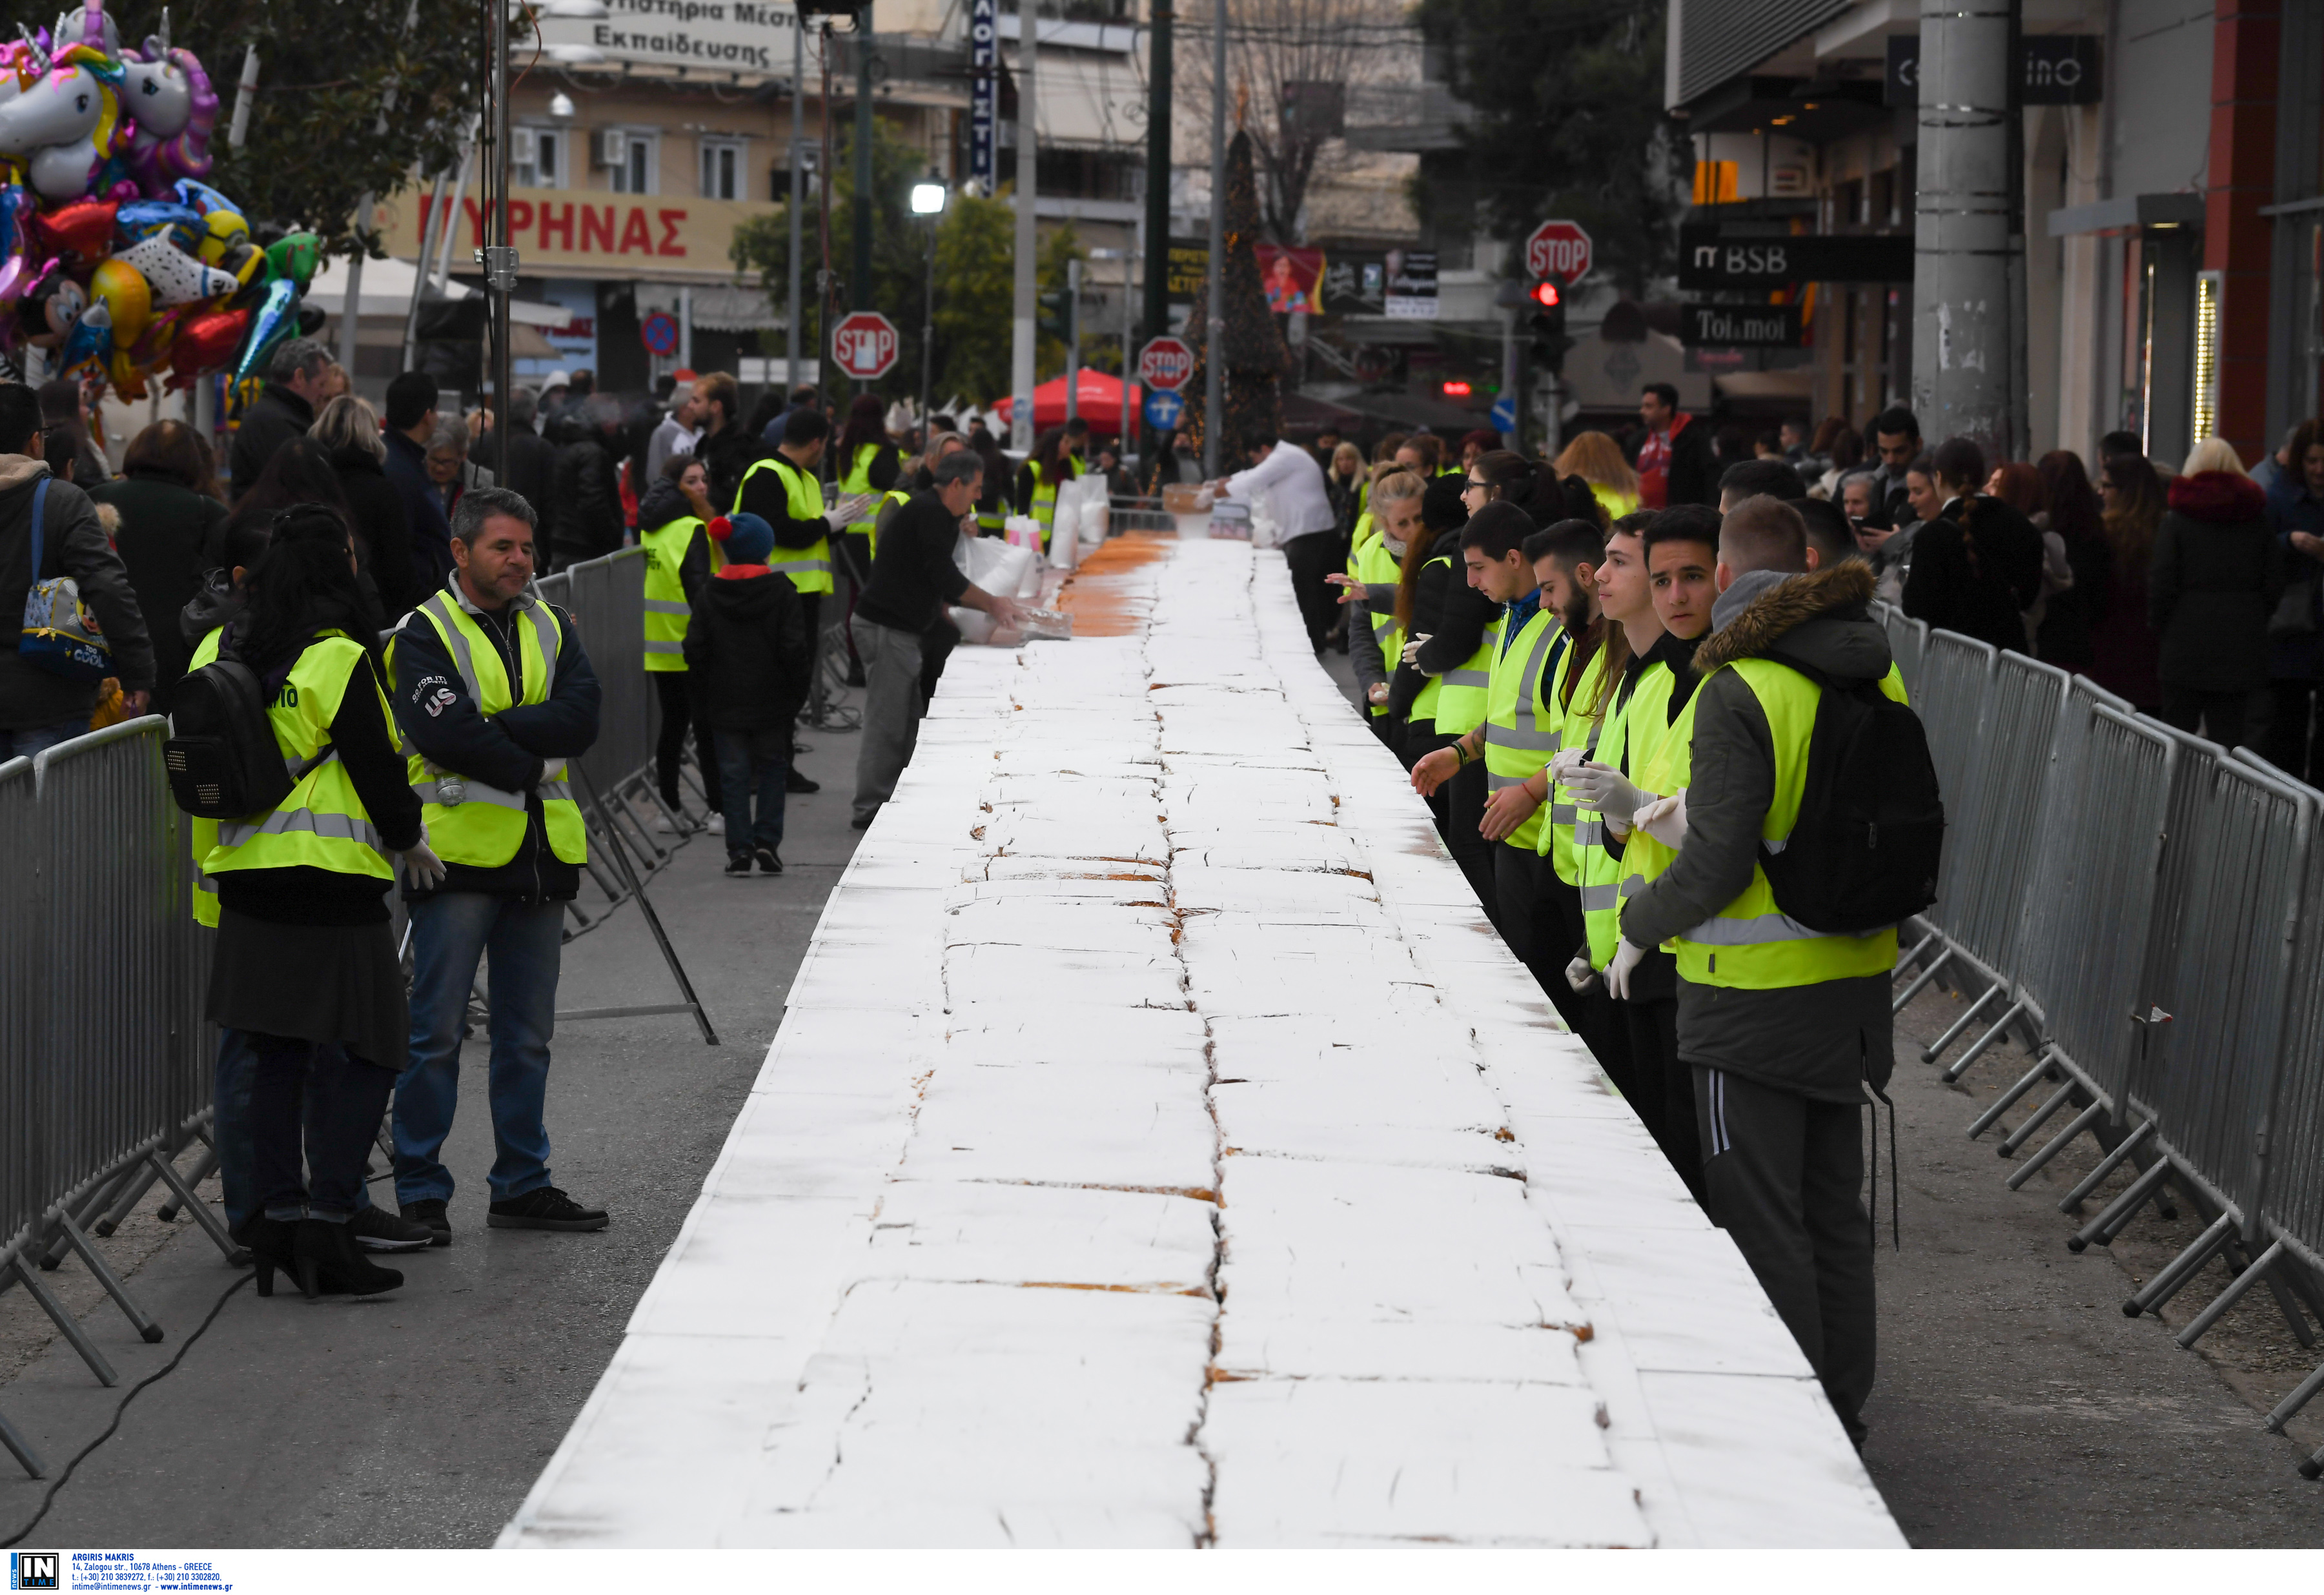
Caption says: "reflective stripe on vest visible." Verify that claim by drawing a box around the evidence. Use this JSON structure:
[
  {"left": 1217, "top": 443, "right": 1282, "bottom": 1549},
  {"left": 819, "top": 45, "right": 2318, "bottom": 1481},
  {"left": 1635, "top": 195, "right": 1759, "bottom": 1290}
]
[
  {"left": 1412, "top": 555, "right": 1495, "bottom": 737},
  {"left": 639, "top": 514, "right": 705, "bottom": 673},
  {"left": 1581, "top": 663, "right": 1660, "bottom": 969},
  {"left": 186, "top": 627, "right": 225, "bottom": 925},
  {"left": 1352, "top": 530, "right": 1403, "bottom": 718},
  {"left": 1480, "top": 608, "right": 1560, "bottom": 850},
  {"left": 392, "top": 590, "right": 588, "bottom": 869},
  {"left": 1613, "top": 664, "right": 1695, "bottom": 958},
  {"left": 1667, "top": 656, "right": 1908, "bottom": 990},
  {"left": 202, "top": 633, "right": 395, "bottom": 886},
  {"left": 735, "top": 456, "right": 833, "bottom": 594},
  {"left": 1030, "top": 455, "right": 1081, "bottom": 545},
  {"left": 1540, "top": 640, "right": 1611, "bottom": 886}
]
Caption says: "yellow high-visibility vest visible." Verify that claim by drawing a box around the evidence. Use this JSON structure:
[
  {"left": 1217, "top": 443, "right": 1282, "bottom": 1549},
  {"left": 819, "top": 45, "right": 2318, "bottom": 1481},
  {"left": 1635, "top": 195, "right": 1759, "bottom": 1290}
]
[
  {"left": 733, "top": 454, "right": 833, "bottom": 594},
  {"left": 1352, "top": 530, "right": 1403, "bottom": 720},
  {"left": 1539, "top": 638, "right": 1612, "bottom": 887},
  {"left": 201, "top": 629, "right": 394, "bottom": 886},
  {"left": 1480, "top": 605, "right": 1561, "bottom": 852},
  {"left": 638, "top": 514, "right": 706, "bottom": 673}
]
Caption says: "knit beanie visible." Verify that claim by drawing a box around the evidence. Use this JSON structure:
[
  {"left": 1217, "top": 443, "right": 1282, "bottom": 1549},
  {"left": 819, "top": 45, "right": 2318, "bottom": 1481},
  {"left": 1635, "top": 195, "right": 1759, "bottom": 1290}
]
[{"left": 721, "top": 512, "right": 774, "bottom": 565}]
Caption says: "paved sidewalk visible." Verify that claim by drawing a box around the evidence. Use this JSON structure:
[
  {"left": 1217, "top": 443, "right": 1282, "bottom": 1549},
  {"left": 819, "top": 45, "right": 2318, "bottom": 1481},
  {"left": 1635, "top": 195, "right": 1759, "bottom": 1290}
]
[{"left": 0, "top": 759, "right": 863, "bottom": 1548}]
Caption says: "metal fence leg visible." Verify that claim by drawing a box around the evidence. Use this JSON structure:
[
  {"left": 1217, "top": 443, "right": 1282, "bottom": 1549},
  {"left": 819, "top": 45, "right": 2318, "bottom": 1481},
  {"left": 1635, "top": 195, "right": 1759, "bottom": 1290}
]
[
  {"left": 1921, "top": 984, "right": 2002, "bottom": 1064},
  {"left": 2059, "top": 1118, "right": 2154, "bottom": 1214},
  {"left": 154, "top": 1146, "right": 220, "bottom": 1224},
  {"left": 0, "top": 1403, "right": 42, "bottom": 1479},
  {"left": 2008, "top": 1100, "right": 2106, "bottom": 1190},
  {"left": 146, "top": 1146, "right": 238, "bottom": 1263},
  {"left": 2263, "top": 1266, "right": 2318, "bottom": 1350},
  {"left": 7, "top": 1255, "right": 116, "bottom": 1386},
  {"left": 92, "top": 1157, "right": 167, "bottom": 1237},
  {"left": 2303, "top": 1441, "right": 2324, "bottom": 1481},
  {"left": 52, "top": 1210, "right": 163, "bottom": 1345},
  {"left": 2270, "top": 1360, "right": 2324, "bottom": 1435},
  {"left": 1968, "top": 1048, "right": 2057, "bottom": 1140},
  {"left": 2069, "top": 1157, "right": 2173, "bottom": 1252},
  {"left": 1895, "top": 926, "right": 1942, "bottom": 979},
  {"left": 2177, "top": 1239, "right": 2285, "bottom": 1348},
  {"left": 1999, "top": 1075, "right": 2081, "bottom": 1157},
  {"left": 1892, "top": 945, "right": 1955, "bottom": 1015},
  {"left": 1942, "top": 1001, "right": 2029, "bottom": 1083},
  {"left": 2124, "top": 1212, "right": 2235, "bottom": 1317},
  {"left": 41, "top": 1166, "right": 136, "bottom": 1270}
]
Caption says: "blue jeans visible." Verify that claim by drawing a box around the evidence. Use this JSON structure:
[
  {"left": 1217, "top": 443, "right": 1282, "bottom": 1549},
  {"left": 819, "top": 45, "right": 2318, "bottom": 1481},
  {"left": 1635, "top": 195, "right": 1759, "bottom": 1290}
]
[
  {"left": 214, "top": 1030, "right": 375, "bottom": 1234},
  {"left": 394, "top": 893, "right": 564, "bottom": 1206},
  {"left": 0, "top": 715, "right": 88, "bottom": 760},
  {"left": 715, "top": 727, "right": 788, "bottom": 857},
  {"left": 243, "top": 1032, "right": 394, "bottom": 1223}
]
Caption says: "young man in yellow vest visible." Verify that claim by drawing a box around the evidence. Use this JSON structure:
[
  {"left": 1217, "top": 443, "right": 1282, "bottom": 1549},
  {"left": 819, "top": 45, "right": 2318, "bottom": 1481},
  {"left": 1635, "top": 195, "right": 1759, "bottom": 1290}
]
[
  {"left": 1568, "top": 503, "right": 1720, "bottom": 1197},
  {"left": 734, "top": 407, "right": 848, "bottom": 795},
  {"left": 1599, "top": 494, "right": 1899, "bottom": 1448},
  {"left": 387, "top": 487, "right": 607, "bottom": 1242},
  {"left": 1409, "top": 502, "right": 1562, "bottom": 991}
]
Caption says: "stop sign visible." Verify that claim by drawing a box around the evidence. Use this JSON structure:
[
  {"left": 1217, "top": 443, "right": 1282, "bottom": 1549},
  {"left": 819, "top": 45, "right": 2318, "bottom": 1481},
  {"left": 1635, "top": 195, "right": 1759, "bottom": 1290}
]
[
  {"left": 1139, "top": 336, "right": 1194, "bottom": 392},
  {"left": 1525, "top": 220, "right": 1593, "bottom": 287},
  {"left": 831, "top": 310, "right": 901, "bottom": 380}
]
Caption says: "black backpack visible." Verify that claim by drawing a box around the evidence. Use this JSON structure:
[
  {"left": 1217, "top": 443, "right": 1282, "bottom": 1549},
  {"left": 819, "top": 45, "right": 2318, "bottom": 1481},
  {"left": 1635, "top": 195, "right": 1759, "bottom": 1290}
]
[
  {"left": 164, "top": 629, "right": 296, "bottom": 820},
  {"left": 1755, "top": 651, "right": 1945, "bottom": 935}
]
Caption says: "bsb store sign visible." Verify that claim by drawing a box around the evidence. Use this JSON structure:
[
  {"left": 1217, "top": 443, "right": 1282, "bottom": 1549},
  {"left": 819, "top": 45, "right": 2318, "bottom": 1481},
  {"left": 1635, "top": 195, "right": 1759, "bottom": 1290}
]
[{"left": 385, "top": 188, "right": 779, "bottom": 281}]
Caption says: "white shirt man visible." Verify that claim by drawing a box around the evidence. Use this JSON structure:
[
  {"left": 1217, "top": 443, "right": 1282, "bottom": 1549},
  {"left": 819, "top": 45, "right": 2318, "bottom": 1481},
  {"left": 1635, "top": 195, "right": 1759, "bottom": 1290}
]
[{"left": 1220, "top": 435, "right": 1336, "bottom": 541}]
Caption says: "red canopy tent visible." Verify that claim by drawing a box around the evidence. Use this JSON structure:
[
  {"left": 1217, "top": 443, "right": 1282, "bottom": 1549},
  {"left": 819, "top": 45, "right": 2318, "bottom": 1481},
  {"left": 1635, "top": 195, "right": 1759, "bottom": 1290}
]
[{"left": 989, "top": 371, "right": 1145, "bottom": 436}]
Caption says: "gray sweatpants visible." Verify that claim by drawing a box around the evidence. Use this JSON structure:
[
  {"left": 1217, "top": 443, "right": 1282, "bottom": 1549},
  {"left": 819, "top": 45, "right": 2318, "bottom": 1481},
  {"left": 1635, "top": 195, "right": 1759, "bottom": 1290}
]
[
  {"left": 850, "top": 615, "right": 926, "bottom": 825},
  {"left": 1694, "top": 1065, "right": 1877, "bottom": 1445}
]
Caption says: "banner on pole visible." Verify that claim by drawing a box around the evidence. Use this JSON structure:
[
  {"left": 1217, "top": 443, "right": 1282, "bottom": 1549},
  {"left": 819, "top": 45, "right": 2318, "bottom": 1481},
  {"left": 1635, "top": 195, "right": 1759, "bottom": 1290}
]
[{"left": 969, "top": 0, "right": 998, "bottom": 192}]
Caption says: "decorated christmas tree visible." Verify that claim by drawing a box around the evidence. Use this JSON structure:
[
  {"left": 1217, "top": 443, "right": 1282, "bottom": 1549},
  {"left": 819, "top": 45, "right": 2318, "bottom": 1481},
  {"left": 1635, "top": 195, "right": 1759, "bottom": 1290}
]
[{"left": 1180, "top": 131, "right": 1292, "bottom": 469}]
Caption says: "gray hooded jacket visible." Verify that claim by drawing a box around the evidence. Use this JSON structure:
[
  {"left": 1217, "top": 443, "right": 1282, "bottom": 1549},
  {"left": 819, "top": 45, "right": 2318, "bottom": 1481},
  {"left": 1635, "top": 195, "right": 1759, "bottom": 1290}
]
[{"left": 1620, "top": 560, "right": 1897, "bottom": 1102}]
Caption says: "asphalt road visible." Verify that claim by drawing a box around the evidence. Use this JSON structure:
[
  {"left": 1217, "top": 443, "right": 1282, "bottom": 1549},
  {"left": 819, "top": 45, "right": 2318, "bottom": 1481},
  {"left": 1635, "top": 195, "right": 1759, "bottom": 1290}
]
[{"left": 0, "top": 738, "right": 863, "bottom": 1549}]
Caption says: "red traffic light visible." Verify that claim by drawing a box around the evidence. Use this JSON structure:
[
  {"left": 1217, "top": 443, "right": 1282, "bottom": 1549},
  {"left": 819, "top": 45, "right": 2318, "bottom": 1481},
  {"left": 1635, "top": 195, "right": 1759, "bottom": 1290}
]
[
  {"left": 1529, "top": 281, "right": 1562, "bottom": 308},
  {"left": 1441, "top": 380, "right": 1473, "bottom": 398}
]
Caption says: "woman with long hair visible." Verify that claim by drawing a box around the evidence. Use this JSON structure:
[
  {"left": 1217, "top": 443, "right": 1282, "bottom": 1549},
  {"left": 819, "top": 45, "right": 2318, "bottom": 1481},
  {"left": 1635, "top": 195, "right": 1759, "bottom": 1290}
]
[
  {"left": 2089, "top": 451, "right": 2168, "bottom": 709},
  {"left": 2032, "top": 449, "right": 2108, "bottom": 669},
  {"left": 88, "top": 420, "right": 229, "bottom": 709},
  {"left": 310, "top": 394, "right": 420, "bottom": 618},
  {"left": 1013, "top": 425, "right": 1081, "bottom": 546},
  {"left": 1553, "top": 432, "right": 1642, "bottom": 519},
  {"left": 201, "top": 504, "right": 437, "bottom": 1299},
  {"left": 211, "top": 435, "right": 351, "bottom": 573}
]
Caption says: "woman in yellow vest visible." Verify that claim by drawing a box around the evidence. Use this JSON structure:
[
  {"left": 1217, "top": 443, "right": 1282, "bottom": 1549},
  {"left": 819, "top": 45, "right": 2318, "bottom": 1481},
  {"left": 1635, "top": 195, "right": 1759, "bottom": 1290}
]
[
  {"left": 202, "top": 505, "right": 442, "bottom": 1299},
  {"left": 831, "top": 393, "right": 902, "bottom": 573},
  {"left": 1554, "top": 431, "right": 1644, "bottom": 522},
  {"left": 1327, "top": 469, "right": 1425, "bottom": 748},
  {"left": 1012, "top": 425, "right": 1082, "bottom": 550},
  {"left": 638, "top": 454, "right": 725, "bottom": 827}
]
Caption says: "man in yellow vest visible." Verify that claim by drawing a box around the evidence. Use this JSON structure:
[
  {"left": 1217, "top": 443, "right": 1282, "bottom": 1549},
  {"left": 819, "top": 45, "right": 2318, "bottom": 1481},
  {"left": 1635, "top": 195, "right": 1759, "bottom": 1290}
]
[
  {"left": 1568, "top": 505, "right": 1719, "bottom": 1198},
  {"left": 1409, "top": 502, "right": 1562, "bottom": 987},
  {"left": 733, "top": 406, "right": 848, "bottom": 794},
  {"left": 1595, "top": 494, "right": 1898, "bottom": 1448},
  {"left": 387, "top": 487, "right": 607, "bottom": 1243}
]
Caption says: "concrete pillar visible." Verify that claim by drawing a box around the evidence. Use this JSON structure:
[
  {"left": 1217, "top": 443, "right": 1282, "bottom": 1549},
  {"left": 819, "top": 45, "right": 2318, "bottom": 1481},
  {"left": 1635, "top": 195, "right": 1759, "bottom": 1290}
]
[
  {"left": 1911, "top": 0, "right": 2013, "bottom": 460},
  {"left": 2207, "top": 0, "right": 2281, "bottom": 463}
]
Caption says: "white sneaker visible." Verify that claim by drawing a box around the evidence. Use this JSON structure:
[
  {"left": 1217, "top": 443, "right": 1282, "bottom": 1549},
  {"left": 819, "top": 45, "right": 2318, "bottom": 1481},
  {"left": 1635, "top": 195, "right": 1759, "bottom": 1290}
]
[
  {"left": 653, "top": 813, "right": 680, "bottom": 833},
  {"left": 706, "top": 814, "right": 726, "bottom": 835}
]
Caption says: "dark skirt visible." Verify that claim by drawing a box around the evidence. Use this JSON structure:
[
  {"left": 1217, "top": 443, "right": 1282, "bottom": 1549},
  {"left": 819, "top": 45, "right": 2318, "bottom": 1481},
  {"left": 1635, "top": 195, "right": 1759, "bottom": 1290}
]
[{"left": 207, "top": 908, "right": 409, "bottom": 1072}]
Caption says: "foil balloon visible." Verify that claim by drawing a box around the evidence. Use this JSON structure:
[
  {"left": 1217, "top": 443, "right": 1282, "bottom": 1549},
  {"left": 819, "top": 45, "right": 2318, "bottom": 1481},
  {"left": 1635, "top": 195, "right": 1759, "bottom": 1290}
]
[
  {"left": 163, "top": 304, "right": 245, "bottom": 385},
  {"left": 263, "top": 231, "right": 318, "bottom": 289},
  {"left": 122, "top": 35, "right": 217, "bottom": 198},
  {"left": 55, "top": 298, "right": 108, "bottom": 379},
  {"left": 231, "top": 276, "right": 296, "bottom": 384},
  {"left": 23, "top": 271, "right": 84, "bottom": 347},
  {"left": 114, "top": 198, "right": 199, "bottom": 244},
  {"left": 32, "top": 196, "right": 114, "bottom": 267},
  {"left": 0, "top": 185, "right": 33, "bottom": 301},
  {"left": 88, "top": 254, "right": 145, "bottom": 344},
  {"left": 172, "top": 178, "right": 237, "bottom": 219},
  {"left": 115, "top": 230, "right": 234, "bottom": 305},
  {"left": 0, "top": 60, "right": 106, "bottom": 202}
]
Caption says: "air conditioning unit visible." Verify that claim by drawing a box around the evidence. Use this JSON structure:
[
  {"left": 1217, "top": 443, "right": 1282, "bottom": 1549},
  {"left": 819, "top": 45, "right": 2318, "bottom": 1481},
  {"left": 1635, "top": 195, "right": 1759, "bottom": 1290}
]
[
  {"left": 511, "top": 127, "right": 537, "bottom": 167},
  {"left": 598, "top": 128, "right": 627, "bottom": 168}
]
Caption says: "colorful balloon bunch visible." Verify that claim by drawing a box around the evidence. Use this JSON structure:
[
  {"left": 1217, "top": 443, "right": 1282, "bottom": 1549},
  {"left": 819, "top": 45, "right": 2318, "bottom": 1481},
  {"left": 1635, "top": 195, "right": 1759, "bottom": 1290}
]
[{"left": 0, "top": 3, "right": 318, "bottom": 401}]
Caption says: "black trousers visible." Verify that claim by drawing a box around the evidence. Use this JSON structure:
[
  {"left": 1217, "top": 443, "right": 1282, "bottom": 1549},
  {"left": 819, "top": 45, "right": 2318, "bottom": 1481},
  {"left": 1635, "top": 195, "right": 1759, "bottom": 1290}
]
[
  {"left": 1283, "top": 529, "right": 1341, "bottom": 653},
  {"left": 2159, "top": 685, "right": 2258, "bottom": 753},
  {"left": 1445, "top": 758, "right": 1497, "bottom": 925},
  {"left": 1623, "top": 995, "right": 1704, "bottom": 1204},
  {"left": 2264, "top": 677, "right": 2319, "bottom": 783},
  {"left": 653, "top": 669, "right": 722, "bottom": 811},
  {"left": 1695, "top": 1066, "right": 1877, "bottom": 1445},
  {"left": 1493, "top": 844, "right": 1582, "bottom": 1022},
  {"left": 249, "top": 1033, "right": 394, "bottom": 1222}
]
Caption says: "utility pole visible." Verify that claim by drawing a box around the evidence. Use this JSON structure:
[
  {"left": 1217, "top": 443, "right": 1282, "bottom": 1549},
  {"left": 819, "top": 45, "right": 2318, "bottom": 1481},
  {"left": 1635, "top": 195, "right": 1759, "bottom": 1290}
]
[
  {"left": 1010, "top": 1, "right": 1038, "bottom": 451},
  {"left": 1911, "top": 0, "right": 2012, "bottom": 462},
  {"left": 788, "top": 21, "right": 804, "bottom": 389},
  {"left": 1065, "top": 256, "right": 1081, "bottom": 423},
  {"left": 853, "top": 2, "right": 874, "bottom": 312},
  {"left": 1142, "top": 0, "right": 1172, "bottom": 345},
  {"left": 484, "top": 0, "right": 513, "bottom": 484},
  {"left": 1202, "top": 0, "right": 1224, "bottom": 477}
]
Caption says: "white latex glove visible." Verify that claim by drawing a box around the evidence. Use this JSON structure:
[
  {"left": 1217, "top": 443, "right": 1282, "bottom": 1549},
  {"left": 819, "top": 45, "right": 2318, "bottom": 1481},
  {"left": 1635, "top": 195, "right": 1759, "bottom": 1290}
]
[
  {"left": 1547, "top": 747, "right": 1588, "bottom": 786},
  {"left": 1604, "top": 937, "right": 1648, "bottom": 1002},
  {"left": 1565, "top": 955, "right": 1602, "bottom": 995},
  {"left": 1400, "top": 633, "right": 1432, "bottom": 665},
  {"left": 1635, "top": 788, "right": 1689, "bottom": 849},
  {"left": 1565, "top": 760, "right": 1648, "bottom": 825},
  {"left": 396, "top": 822, "right": 448, "bottom": 891}
]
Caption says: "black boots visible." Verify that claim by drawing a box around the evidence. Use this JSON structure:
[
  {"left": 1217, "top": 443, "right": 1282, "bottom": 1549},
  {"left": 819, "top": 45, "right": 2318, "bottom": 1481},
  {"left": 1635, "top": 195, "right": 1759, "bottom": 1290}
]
[
  {"left": 241, "top": 1215, "right": 298, "bottom": 1298},
  {"left": 291, "top": 1217, "right": 403, "bottom": 1298}
]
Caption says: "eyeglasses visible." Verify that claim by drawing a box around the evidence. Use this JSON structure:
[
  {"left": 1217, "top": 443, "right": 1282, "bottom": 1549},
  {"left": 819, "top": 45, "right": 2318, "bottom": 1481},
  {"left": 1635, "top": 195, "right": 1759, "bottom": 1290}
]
[{"left": 1463, "top": 478, "right": 1487, "bottom": 491}]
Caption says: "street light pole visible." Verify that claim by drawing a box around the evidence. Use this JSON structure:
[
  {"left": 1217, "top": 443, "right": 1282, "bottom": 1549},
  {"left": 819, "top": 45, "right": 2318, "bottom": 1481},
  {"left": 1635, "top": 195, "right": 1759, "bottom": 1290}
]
[
  {"left": 1203, "top": 0, "right": 1224, "bottom": 477},
  {"left": 485, "top": 0, "right": 513, "bottom": 485},
  {"left": 911, "top": 174, "right": 947, "bottom": 433}
]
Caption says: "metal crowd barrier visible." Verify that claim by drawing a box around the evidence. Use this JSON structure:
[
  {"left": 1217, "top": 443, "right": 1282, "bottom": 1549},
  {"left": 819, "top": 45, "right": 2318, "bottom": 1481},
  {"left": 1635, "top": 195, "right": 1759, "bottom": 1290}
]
[
  {"left": 0, "top": 551, "right": 682, "bottom": 1479},
  {"left": 1873, "top": 599, "right": 2324, "bottom": 1477}
]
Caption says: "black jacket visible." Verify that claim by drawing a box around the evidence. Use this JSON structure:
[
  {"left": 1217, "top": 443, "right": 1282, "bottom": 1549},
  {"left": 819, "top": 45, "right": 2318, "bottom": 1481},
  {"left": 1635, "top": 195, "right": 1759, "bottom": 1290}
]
[
  {"left": 857, "top": 491, "right": 972, "bottom": 634},
  {"left": 681, "top": 567, "right": 813, "bottom": 731},
  {"left": 329, "top": 446, "right": 421, "bottom": 622},
  {"left": 383, "top": 428, "right": 456, "bottom": 595},
  {"left": 1396, "top": 529, "right": 1496, "bottom": 717},
  {"left": 388, "top": 582, "right": 602, "bottom": 901},
  {"left": 2150, "top": 470, "right": 2285, "bottom": 693},
  {"left": 227, "top": 383, "right": 314, "bottom": 494},
  {"left": 494, "top": 425, "right": 556, "bottom": 529},
  {"left": 545, "top": 412, "right": 623, "bottom": 566},
  {"left": 86, "top": 471, "right": 224, "bottom": 711},
  {"left": 1621, "top": 563, "right": 1897, "bottom": 1102},
  {"left": 1901, "top": 494, "right": 2041, "bottom": 655},
  {"left": 695, "top": 421, "right": 762, "bottom": 513},
  {"left": 0, "top": 455, "right": 156, "bottom": 727},
  {"left": 1664, "top": 416, "right": 1720, "bottom": 509}
]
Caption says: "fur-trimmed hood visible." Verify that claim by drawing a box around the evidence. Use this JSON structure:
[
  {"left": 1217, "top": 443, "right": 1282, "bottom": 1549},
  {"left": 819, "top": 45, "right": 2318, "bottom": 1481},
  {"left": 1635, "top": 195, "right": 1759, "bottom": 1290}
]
[
  {"left": 2166, "top": 469, "right": 2268, "bottom": 523},
  {"left": 1693, "top": 559, "right": 1891, "bottom": 682}
]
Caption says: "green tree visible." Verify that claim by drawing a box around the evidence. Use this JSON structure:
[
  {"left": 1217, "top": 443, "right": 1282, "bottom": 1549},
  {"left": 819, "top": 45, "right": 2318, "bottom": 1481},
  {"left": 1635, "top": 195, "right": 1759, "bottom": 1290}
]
[
  {"left": 1412, "top": 0, "right": 1685, "bottom": 297},
  {"left": 733, "top": 123, "right": 1085, "bottom": 407},
  {"left": 110, "top": 0, "right": 486, "bottom": 258}
]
